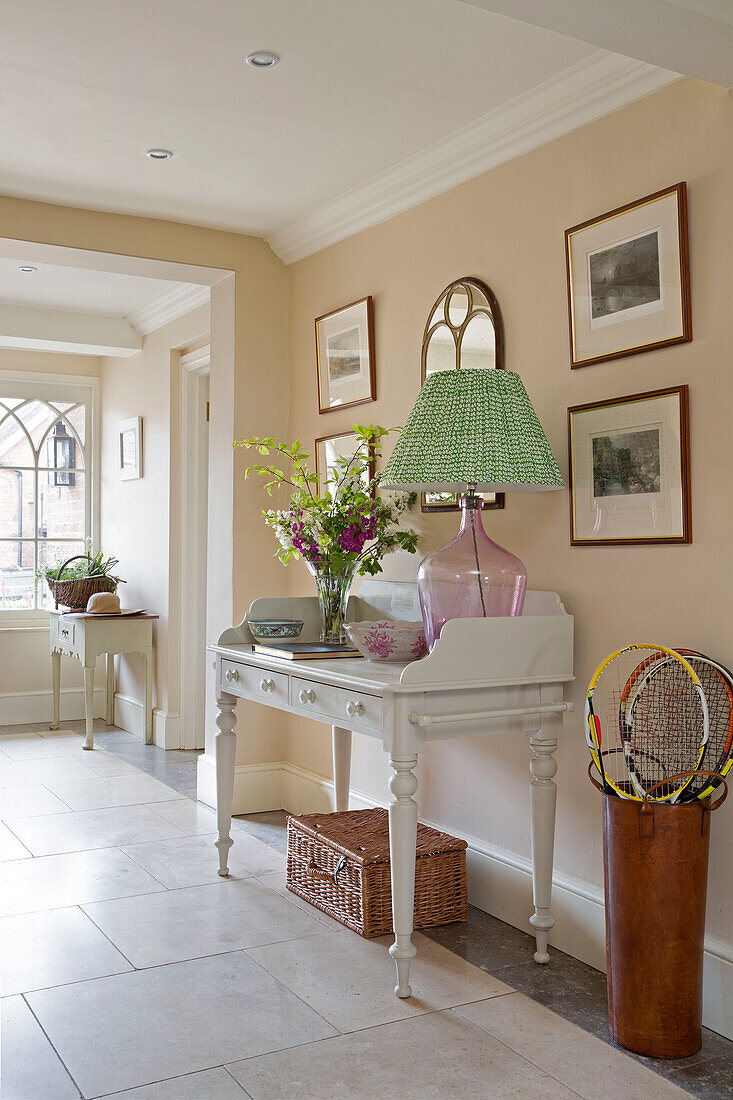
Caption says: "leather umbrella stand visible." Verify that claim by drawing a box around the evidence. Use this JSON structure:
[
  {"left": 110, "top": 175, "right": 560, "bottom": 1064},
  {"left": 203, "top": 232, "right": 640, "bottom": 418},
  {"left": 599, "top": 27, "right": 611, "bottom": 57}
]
[{"left": 593, "top": 768, "right": 727, "bottom": 1058}]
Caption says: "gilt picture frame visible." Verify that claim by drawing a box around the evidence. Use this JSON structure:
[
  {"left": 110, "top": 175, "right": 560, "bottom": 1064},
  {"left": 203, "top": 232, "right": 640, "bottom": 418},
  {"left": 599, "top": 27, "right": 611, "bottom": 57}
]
[
  {"left": 567, "top": 385, "right": 691, "bottom": 546},
  {"left": 315, "top": 296, "right": 376, "bottom": 413},
  {"left": 315, "top": 430, "right": 375, "bottom": 498},
  {"left": 565, "top": 183, "right": 691, "bottom": 369}
]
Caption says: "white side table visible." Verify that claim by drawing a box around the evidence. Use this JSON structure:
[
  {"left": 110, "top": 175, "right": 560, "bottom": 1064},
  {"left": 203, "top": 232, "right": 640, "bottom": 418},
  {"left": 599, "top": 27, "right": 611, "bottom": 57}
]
[{"left": 49, "top": 611, "right": 158, "bottom": 749}]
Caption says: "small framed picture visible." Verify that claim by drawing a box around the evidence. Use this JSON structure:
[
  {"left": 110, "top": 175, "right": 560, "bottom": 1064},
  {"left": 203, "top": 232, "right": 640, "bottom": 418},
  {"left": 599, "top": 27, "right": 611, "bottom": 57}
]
[
  {"left": 567, "top": 386, "right": 691, "bottom": 546},
  {"left": 315, "top": 430, "right": 375, "bottom": 496},
  {"left": 421, "top": 490, "right": 504, "bottom": 513},
  {"left": 565, "top": 183, "right": 691, "bottom": 368},
  {"left": 117, "top": 416, "right": 142, "bottom": 481},
  {"left": 315, "top": 296, "right": 376, "bottom": 413}
]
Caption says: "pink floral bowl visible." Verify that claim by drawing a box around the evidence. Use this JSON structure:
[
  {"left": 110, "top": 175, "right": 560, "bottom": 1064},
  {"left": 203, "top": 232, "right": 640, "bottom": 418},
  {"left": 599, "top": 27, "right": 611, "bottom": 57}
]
[{"left": 345, "top": 620, "right": 428, "bottom": 663}]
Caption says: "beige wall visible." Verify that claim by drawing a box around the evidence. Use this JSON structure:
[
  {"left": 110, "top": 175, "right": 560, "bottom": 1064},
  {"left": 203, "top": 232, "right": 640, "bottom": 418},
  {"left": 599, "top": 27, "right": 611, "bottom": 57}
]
[
  {"left": 286, "top": 78, "right": 733, "bottom": 948},
  {"left": 0, "top": 196, "right": 290, "bottom": 761},
  {"left": 100, "top": 305, "right": 209, "bottom": 729}
]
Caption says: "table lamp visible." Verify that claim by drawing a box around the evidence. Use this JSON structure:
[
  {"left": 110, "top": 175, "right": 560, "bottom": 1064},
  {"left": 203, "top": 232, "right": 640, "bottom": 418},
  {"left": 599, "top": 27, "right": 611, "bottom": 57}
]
[{"left": 380, "top": 368, "right": 563, "bottom": 649}]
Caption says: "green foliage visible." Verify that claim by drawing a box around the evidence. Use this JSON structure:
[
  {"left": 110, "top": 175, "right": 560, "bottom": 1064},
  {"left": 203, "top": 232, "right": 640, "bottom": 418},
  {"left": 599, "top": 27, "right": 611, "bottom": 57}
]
[
  {"left": 234, "top": 425, "right": 418, "bottom": 576},
  {"left": 37, "top": 548, "right": 122, "bottom": 584}
]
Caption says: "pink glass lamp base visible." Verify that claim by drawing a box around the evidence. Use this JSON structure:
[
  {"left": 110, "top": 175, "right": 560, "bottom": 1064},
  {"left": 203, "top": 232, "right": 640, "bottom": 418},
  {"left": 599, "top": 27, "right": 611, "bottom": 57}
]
[{"left": 417, "top": 494, "right": 526, "bottom": 650}]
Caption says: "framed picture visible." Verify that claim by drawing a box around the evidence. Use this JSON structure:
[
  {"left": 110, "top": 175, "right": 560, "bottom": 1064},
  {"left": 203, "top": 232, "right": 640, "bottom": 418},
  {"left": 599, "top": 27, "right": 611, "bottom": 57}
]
[
  {"left": 315, "top": 296, "right": 376, "bottom": 413},
  {"left": 117, "top": 416, "right": 142, "bottom": 481},
  {"left": 567, "top": 385, "right": 690, "bottom": 546},
  {"left": 421, "top": 491, "right": 503, "bottom": 513},
  {"left": 565, "top": 183, "right": 691, "bottom": 368},
  {"left": 315, "top": 430, "right": 375, "bottom": 496}
]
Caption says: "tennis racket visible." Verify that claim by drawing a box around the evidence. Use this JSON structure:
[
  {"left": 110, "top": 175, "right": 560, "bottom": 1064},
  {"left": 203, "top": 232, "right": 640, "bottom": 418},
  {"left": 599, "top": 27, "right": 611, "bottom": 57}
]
[
  {"left": 665, "top": 651, "right": 733, "bottom": 800},
  {"left": 586, "top": 644, "right": 709, "bottom": 801}
]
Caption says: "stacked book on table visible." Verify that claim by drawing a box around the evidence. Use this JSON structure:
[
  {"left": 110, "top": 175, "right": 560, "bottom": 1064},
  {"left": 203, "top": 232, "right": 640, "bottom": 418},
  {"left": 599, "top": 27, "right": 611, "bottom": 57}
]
[{"left": 251, "top": 641, "right": 362, "bottom": 661}]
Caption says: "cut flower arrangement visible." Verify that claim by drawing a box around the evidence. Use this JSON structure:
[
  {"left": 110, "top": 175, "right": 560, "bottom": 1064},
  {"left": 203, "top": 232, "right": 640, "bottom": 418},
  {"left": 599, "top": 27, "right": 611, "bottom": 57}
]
[{"left": 235, "top": 424, "right": 418, "bottom": 643}]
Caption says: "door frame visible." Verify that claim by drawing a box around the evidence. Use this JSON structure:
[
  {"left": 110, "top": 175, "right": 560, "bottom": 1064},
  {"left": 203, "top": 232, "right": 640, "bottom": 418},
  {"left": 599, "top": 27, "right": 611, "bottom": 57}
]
[{"left": 179, "top": 344, "right": 210, "bottom": 749}]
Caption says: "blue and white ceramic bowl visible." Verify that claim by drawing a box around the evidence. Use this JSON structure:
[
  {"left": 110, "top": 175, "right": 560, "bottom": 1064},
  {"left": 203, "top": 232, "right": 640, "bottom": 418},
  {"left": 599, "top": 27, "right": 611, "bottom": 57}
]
[{"left": 248, "top": 618, "right": 304, "bottom": 641}]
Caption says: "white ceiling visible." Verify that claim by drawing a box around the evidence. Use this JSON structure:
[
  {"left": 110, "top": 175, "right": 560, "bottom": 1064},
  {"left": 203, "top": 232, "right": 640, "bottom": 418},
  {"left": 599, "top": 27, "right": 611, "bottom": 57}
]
[
  {"left": 0, "top": 258, "right": 190, "bottom": 317},
  {"left": 461, "top": 0, "right": 733, "bottom": 86},
  {"left": 0, "top": 0, "right": 596, "bottom": 239}
]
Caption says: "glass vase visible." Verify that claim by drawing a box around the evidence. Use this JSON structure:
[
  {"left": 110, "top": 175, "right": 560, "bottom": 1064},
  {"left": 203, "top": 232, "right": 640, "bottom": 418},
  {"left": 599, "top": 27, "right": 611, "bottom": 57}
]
[
  {"left": 417, "top": 494, "right": 527, "bottom": 650},
  {"left": 307, "top": 561, "right": 358, "bottom": 644}
]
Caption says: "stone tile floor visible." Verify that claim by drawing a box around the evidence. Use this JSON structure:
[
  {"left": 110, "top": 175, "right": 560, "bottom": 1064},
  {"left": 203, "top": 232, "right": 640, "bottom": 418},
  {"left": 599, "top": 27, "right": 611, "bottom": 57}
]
[{"left": 1, "top": 720, "right": 730, "bottom": 1099}]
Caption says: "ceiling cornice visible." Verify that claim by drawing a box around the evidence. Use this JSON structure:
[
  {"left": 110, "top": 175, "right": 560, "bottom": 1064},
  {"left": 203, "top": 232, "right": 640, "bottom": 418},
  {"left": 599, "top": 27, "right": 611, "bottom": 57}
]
[
  {"left": 127, "top": 282, "right": 210, "bottom": 336},
  {"left": 268, "top": 51, "right": 679, "bottom": 266}
]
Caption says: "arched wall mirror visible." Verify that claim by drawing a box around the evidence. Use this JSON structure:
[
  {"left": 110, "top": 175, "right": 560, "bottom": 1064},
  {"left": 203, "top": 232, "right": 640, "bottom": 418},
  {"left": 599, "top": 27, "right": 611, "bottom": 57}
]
[{"left": 420, "top": 276, "right": 506, "bottom": 513}]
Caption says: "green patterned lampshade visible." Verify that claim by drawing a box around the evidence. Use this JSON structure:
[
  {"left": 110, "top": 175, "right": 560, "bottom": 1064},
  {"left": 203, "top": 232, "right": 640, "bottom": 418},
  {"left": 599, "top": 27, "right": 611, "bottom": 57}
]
[{"left": 380, "top": 369, "right": 564, "bottom": 493}]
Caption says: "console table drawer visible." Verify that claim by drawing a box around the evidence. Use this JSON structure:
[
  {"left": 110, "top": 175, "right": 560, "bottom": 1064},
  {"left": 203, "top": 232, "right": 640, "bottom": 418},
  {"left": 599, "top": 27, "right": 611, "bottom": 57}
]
[
  {"left": 291, "top": 676, "right": 383, "bottom": 730},
  {"left": 221, "top": 659, "right": 288, "bottom": 704},
  {"left": 55, "top": 619, "right": 76, "bottom": 647}
]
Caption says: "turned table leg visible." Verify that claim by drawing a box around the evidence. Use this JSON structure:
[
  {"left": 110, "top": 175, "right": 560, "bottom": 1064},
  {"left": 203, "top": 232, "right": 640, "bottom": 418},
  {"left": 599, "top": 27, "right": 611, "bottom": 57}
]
[
  {"left": 143, "top": 651, "right": 153, "bottom": 745},
  {"left": 388, "top": 753, "right": 419, "bottom": 998},
  {"left": 215, "top": 694, "right": 237, "bottom": 876},
  {"left": 529, "top": 733, "right": 558, "bottom": 964},
  {"left": 83, "top": 665, "right": 95, "bottom": 750},
  {"left": 50, "top": 650, "right": 61, "bottom": 730},
  {"left": 332, "top": 726, "right": 352, "bottom": 812}
]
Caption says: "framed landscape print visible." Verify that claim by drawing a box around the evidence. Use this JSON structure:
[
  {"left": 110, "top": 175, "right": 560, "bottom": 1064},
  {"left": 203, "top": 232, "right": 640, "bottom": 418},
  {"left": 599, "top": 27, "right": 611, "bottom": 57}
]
[
  {"left": 315, "top": 296, "right": 376, "bottom": 413},
  {"left": 565, "top": 183, "right": 691, "bottom": 368},
  {"left": 117, "top": 416, "right": 142, "bottom": 480},
  {"left": 315, "top": 430, "right": 375, "bottom": 496},
  {"left": 568, "top": 386, "right": 690, "bottom": 546}
]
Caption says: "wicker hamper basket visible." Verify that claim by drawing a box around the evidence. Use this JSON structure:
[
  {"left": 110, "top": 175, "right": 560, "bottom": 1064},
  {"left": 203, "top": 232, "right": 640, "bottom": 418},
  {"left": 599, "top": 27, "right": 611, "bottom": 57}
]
[{"left": 286, "top": 808, "right": 467, "bottom": 937}]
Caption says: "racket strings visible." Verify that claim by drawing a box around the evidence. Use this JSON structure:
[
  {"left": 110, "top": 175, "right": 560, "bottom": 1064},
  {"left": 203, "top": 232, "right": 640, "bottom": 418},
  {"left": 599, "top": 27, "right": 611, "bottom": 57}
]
[
  {"left": 675, "top": 657, "right": 733, "bottom": 797},
  {"left": 626, "top": 662, "right": 707, "bottom": 799}
]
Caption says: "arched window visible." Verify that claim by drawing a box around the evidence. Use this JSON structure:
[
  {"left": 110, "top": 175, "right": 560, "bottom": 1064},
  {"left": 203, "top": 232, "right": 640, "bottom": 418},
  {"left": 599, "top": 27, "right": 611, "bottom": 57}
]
[{"left": 0, "top": 374, "right": 97, "bottom": 614}]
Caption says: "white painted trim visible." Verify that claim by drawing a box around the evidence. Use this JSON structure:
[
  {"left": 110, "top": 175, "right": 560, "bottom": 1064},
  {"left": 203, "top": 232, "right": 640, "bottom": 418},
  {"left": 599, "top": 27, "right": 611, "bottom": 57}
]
[
  {"left": 113, "top": 692, "right": 180, "bottom": 749},
  {"left": 0, "top": 686, "right": 105, "bottom": 726},
  {"left": 127, "top": 284, "right": 210, "bottom": 336},
  {"left": 196, "top": 756, "right": 732, "bottom": 1040},
  {"left": 268, "top": 52, "right": 679, "bottom": 264},
  {"left": 180, "top": 344, "right": 211, "bottom": 374},
  {"left": 179, "top": 346, "right": 210, "bottom": 750}
]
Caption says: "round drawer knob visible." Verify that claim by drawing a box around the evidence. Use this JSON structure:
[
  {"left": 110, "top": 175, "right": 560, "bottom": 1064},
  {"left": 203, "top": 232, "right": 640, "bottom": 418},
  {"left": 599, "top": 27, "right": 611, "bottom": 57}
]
[
  {"left": 260, "top": 677, "right": 275, "bottom": 692},
  {"left": 346, "top": 699, "right": 365, "bottom": 718},
  {"left": 299, "top": 688, "right": 316, "bottom": 704},
  {"left": 225, "top": 668, "right": 240, "bottom": 683}
]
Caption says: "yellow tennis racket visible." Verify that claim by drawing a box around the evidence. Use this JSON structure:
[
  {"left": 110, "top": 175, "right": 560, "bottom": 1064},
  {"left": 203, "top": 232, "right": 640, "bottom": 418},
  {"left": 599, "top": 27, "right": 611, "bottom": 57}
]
[{"left": 586, "top": 644, "right": 709, "bottom": 802}]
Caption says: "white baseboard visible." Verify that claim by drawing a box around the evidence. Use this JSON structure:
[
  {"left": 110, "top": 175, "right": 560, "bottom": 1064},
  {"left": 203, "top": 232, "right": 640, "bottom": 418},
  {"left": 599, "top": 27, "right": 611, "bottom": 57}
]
[
  {"left": 196, "top": 753, "right": 284, "bottom": 814},
  {"left": 195, "top": 756, "right": 733, "bottom": 1040},
  {"left": 113, "top": 692, "right": 180, "bottom": 749},
  {"left": 0, "top": 686, "right": 105, "bottom": 726}
]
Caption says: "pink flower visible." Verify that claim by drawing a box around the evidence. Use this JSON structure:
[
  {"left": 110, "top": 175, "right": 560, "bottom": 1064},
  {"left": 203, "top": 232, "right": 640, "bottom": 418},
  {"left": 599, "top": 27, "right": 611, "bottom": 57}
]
[{"left": 410, "top": 635, "right": 428, "bottom": 660}]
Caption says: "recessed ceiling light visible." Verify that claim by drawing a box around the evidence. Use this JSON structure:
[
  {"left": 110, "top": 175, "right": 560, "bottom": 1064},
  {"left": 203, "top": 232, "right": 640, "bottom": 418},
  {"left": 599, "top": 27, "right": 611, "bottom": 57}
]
[
  {"left": 18, "top": 266, "right": 36, "bottom": 273},
  {"left": 245, "top": 51, "right": 279, "bottom": 69},
  {"left": 146, "top": 148, "right": 173, "bottom": 160}
]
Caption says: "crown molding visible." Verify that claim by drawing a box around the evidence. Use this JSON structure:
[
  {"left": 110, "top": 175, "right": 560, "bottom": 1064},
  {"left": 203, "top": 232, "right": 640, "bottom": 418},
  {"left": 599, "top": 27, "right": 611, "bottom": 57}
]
[
  {"left": 127, "top": 282, "right": 210, "bottom": 336},
  {"left": 268, "top": 51, "right": 680, "bottom": 265}
]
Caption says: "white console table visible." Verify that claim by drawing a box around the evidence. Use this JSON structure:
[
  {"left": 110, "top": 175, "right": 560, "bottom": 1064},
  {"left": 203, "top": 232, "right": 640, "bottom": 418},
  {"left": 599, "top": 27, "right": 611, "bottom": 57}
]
[
  {"left": 49, "top": 610, "right": 158, "bottom": 750},
  {"left": 210, "top": 583, "right": 573, "bottom": 998}
]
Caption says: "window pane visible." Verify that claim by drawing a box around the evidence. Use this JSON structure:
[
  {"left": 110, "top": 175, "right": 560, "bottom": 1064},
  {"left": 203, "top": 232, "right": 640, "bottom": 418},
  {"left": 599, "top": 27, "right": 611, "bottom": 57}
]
[
  {"left": 0, "top": 398, "right": 24, "bottom": 409},
  {"left": 16, "top": 400, "right": 57, "bottom": 448},
  {"left": 38, "top": 471, "right": 85, "bottom": 538},
  {"left": 0, "top": 411, "right": 35, "bottom": 466},
  {"left": 65, "top": 405, "right": 86, "bottom": 447},
  {"left": 38, "top": 540, "right": 86, "bottom": 609},
  {"left": 0, "top": 541, "right": 35, "bottom": 609},
  {"left": 0, "top": 469, "right": 34, "bottom": 538}
]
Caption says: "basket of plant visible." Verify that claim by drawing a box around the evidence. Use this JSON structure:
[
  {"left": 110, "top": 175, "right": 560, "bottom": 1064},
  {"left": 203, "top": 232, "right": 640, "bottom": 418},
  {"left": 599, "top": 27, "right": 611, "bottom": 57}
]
[{"left": 41, "top": 550, "right": 124, "bottom": 610}]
